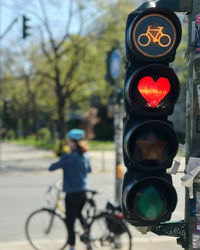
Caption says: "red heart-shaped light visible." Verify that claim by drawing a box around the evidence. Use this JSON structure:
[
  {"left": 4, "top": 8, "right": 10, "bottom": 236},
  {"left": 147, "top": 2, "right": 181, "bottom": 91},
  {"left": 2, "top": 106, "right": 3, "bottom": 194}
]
[{"left": 138, "top": 76, "right": 171, "bottom": 108}]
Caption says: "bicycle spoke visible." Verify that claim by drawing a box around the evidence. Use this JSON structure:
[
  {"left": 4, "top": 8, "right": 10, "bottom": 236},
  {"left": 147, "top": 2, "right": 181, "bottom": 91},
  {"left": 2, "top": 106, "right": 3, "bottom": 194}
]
[
  {"left": 25, "top": 209, "right": 68, "bottom": 250},
  {"left": 88, "top": 213, "right": 132, "bottom": 250}
]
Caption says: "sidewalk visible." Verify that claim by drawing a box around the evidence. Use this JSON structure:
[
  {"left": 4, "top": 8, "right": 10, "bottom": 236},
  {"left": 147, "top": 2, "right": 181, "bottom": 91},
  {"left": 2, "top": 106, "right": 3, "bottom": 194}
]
[
  {"left": 0, "top": 236, "right": 182, "bottom": 250},
  {"left": 0, "top": 142, "right": 116, "bottom": 173},
  {"left": 0, "top": 142, "right": 185, "bottom": 173}
]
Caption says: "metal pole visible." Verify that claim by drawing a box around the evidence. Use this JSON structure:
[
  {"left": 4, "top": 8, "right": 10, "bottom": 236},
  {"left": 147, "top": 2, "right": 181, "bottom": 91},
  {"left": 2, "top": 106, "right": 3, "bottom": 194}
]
[
  {"left": 0, "top": 4, "right": 2, "bottom": 171},
  {"left": 114, "top": 96, "right": 123, "bottom": 203},
  {"left": 185, "top": 1, "right": 200, "bottom": 249},
  {"left": 105, "top": 46, "right": 123, "bottom": 204}
]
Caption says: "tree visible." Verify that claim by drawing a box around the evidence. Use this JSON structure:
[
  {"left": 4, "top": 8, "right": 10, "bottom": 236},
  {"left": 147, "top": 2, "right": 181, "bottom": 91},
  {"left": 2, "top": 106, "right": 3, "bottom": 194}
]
[{"left": 27, "top": 0, "right": 111, "bottom": 152}]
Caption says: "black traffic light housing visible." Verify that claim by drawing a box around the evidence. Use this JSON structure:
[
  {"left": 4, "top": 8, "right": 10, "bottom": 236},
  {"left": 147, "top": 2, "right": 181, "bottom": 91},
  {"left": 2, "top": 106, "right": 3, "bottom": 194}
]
[
  {"left": 122, "top": 3, "right": 182, "bottom": 227},
  {"left": 125, "top": 7, "right": 182, "bottom": 65},
  {"left": 122, "top": 171, "right": 177, "bottom": 226},
  {"left": 22, "top": 15, "right": 31, "bottom": 39}
]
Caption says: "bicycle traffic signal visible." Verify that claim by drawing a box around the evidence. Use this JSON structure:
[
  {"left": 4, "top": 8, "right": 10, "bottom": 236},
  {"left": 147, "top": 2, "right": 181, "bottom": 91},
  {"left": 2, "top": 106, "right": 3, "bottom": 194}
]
[
  {"left": 122, "top": 3, "right": 182, "bottom": 227},
  {"left": 22, "top": 15, "right": 31, "bottom": 39}
]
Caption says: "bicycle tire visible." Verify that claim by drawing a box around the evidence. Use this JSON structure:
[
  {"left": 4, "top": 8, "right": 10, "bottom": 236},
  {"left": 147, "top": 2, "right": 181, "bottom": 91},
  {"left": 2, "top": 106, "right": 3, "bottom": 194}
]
[
  {"left": 158, "top": 34, "right": 171, "bottom": 47},
  {"left": 138, "top": 33, "right": 150, "bottom": 47},
  {"left": 82, "top": 198, "right": 97, "bottom": 224},
  {"left": 88, "top": 212, "right": 132, "bottom": 250},
  {"left": 25, "top": 208, "right": 68, "bottom": 250}
]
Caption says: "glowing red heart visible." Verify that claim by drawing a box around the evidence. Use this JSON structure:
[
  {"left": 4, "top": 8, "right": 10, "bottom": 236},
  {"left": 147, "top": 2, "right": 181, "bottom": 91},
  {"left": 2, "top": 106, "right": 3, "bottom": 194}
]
[{"left": 138, "top": 76, "right": 171, "bottom": 108}]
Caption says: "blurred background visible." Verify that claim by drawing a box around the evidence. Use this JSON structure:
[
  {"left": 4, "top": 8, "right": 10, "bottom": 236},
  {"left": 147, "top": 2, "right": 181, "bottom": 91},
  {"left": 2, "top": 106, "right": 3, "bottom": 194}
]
[
  {"left": 0, "top": 0, "right": 187, "bottom": 249},
  {"left": 0, "top": 0, "right": 186, "bottom": 150}
]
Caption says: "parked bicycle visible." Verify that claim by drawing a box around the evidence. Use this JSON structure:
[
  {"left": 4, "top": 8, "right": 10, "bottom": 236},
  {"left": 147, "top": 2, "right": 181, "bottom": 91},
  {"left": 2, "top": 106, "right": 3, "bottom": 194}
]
[{"left": 25, "top": 180, "right": 132, "bottom": 250}]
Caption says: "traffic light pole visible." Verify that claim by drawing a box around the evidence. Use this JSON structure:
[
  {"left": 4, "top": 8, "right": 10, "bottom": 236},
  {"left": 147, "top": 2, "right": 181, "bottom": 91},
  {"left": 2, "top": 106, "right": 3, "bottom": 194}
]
[
  {"left": 114, "top": 87, "right": 124, "bottom": 203},
  {"left": 185, "top": 0, "right": 200, "bottom": 249},
  {"left": 105, "top": 47, "right": 123, "bottom": 204}
]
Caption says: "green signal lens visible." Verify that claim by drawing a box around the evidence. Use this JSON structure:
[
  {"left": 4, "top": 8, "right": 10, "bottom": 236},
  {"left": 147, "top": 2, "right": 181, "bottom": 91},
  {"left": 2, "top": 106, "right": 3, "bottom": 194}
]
[
  {"left": 137, "top": 185, "right": 164, "bottom": 220},
  {"left": 126, "top": 177, "right": 177, "bottom": 223}
]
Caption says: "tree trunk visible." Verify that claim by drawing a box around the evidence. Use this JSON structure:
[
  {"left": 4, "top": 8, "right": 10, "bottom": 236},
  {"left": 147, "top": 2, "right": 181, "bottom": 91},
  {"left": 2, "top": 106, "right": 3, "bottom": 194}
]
[{"left": 57, "top": 99, "right": 65, "bottom": 156}]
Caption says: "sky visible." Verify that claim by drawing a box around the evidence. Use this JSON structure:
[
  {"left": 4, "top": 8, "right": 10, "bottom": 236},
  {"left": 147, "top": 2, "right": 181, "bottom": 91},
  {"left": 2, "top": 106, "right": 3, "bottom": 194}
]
[
  {"left": 0, "top": 0, "right": 109, "bottom": 45},
  {"left": 0, "top": 0, "right": 184, "bottom": 54},
  {"left": 0, "top": 0, "right": 85, "bottom": 48}
]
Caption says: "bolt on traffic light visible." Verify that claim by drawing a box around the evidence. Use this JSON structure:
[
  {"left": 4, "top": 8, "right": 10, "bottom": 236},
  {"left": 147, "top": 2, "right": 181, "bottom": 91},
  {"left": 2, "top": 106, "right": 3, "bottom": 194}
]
[{"left": 122, "top": 4, "right": 182, "bottom": 227}]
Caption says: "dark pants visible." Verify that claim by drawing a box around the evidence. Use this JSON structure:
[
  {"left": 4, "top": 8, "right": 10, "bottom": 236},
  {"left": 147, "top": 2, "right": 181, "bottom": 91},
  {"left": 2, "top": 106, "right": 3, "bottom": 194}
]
[{"left": 65, "top": 191, "right": 86, "bottom": 246}]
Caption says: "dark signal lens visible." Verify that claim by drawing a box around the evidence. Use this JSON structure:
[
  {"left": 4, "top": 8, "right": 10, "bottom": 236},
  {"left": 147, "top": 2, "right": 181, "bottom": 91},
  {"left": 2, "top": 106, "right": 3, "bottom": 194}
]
[
  {"left": 124, "top": 120, "right": 178, "bottom": 171},
  {"left": 132, "top": 131, "right": 169, "bottom": 167}
]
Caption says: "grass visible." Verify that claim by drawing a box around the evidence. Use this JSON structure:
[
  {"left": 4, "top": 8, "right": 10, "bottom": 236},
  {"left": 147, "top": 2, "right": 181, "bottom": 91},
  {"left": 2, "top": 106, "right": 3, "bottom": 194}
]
[
  {"left": 8, "top": 137, "right": 115, "bottom": 151},
  {"left": 10, "top": 136, "right": 54, "bottom": 150},
  {"left": 89, "top": 140, "right": 115, "bottom": 151}
]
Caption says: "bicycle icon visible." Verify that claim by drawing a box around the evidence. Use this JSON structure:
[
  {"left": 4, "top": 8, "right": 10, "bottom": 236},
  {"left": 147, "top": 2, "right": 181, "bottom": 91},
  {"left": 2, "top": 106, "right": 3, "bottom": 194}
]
[{"left": 137, "top": 25, "right": 171, "bottom": 47}]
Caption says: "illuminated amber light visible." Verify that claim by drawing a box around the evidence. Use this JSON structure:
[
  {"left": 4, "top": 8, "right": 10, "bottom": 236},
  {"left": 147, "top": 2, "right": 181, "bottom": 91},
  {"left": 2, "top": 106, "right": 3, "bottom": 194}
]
[
  {"left": 138, "top": 76, "right": 171, "bottom": 108},
  {"left": 138, "top": 26, "right": 171, "bottom": 47}
]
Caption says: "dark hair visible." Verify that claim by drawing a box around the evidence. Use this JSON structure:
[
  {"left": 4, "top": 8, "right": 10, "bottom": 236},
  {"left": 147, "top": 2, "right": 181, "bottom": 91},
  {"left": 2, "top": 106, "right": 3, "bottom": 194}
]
[{"left": 72, "top": 139, "right": 90, "bottom": 154}]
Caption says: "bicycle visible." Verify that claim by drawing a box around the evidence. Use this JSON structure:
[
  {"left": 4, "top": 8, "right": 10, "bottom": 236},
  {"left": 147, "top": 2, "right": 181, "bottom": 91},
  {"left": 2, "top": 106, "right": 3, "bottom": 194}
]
[
  {"left": 138, "top": 25, "right": 171, "bottom": 47},
  {"left": 25, "top": 180, "right": 132, "bottom": 250},
  {"left": 88, "top": 202, "right": 132, "bottom": 250}
]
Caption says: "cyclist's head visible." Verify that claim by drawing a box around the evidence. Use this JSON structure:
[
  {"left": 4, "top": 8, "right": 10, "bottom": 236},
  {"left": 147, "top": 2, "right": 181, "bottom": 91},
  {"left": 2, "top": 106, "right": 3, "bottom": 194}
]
[
  {"left": 66, "top": 129, "right": 85, "bottom": 141},
  {"left": 66, "top": 129, "right": 89, "bottom": 153}
]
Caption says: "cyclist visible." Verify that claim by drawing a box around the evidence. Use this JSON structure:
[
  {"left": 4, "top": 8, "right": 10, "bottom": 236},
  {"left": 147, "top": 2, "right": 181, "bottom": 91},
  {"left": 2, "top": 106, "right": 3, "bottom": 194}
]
[{"left": 49, "top": 129, "right": 91, "bottom": 250}]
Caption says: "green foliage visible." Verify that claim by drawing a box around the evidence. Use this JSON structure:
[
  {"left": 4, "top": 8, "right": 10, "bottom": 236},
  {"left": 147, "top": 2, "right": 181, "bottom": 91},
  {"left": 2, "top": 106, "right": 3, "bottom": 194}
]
[
  {"left": 11, "top": 135, "right": 54, "bottom": 150},
  {"left": 53, "top": 139, "right": 70, "bottom": 156},
  {"left": 37, "top": 128, "right": 52, "bottom": 143}
]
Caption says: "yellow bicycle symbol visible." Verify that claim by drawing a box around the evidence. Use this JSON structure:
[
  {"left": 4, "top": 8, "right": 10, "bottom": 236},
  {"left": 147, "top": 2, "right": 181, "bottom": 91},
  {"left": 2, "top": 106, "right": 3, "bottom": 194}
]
[{"left": 138, "top": 26, "right": 171, "bottom": 47}]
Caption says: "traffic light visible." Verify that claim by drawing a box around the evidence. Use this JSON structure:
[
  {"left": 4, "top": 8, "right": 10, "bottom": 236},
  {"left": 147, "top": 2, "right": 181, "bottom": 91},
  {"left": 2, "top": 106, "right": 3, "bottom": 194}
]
[
  {"left": 22, "top": 15, "right": 31, "bottom": 39},
  {"left": 3, "top": 98, "right": 12, "bottom": 129},
  {"left": 122, "top": 3, "right": 182, "bottom": 227}
]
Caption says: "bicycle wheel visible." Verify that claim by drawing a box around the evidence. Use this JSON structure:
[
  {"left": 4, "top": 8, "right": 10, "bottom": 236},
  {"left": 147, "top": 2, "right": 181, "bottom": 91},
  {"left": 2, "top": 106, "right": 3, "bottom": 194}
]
[
  {"left": 82, "top": 199, "right": 96, "bottom": 223},
  {"left": 158, "top": 34, "right": 171, "bottom": 47},
  {"left": 25, "top": 208, "right": 68, "bottom": 250},
  {"left": 88, "top": 213, "right": 132, "bottom": 250},
  {"left": 138, "top": 33, "right": 150, "bottom": 47}
]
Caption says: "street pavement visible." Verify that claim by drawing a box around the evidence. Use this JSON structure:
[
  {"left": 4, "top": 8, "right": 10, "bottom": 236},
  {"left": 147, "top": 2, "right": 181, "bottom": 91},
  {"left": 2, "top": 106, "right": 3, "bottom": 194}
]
[{"left": 0, "top": 142, "right": 185, "bottom": 250}]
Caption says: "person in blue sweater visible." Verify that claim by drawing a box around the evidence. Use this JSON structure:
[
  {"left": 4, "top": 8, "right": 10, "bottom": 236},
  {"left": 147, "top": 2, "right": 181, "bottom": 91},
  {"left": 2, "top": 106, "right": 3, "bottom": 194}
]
[{"left": 49, "top": 129, "right": 91, "bottom": 250}]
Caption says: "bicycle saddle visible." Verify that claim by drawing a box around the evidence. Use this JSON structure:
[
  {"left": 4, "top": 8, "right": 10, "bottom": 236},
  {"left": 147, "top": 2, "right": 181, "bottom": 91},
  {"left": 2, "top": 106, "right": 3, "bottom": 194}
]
[{"left": 106, "top": 201, "right": 121, "bottom": 212}]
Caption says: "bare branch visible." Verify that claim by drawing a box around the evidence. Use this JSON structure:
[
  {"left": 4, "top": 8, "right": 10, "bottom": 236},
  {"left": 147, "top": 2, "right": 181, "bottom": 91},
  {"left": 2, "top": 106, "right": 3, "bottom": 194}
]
[
  {"left": 0, "top": 18, "right": 18, "bottom": 40},
  {"left": 56, "top": 46, "right": 71, "bottom": 59},
  {"left": 39, "top": 26, "right": 53, "bottom": 62},
  {"left": 56, "top": 0, "right": 73, "bottom": 51},
  {"left": 63, "top": 58, "right": 80, "bottom": 95},
  {"left": 37, "top": 71, "right": 55, "bottom": 80},
  {"left": 77, "top": 0, "right": 84, "bottom": 35},
  {"left": 38, "top": 0, "right": 57, "bottom": 54}
]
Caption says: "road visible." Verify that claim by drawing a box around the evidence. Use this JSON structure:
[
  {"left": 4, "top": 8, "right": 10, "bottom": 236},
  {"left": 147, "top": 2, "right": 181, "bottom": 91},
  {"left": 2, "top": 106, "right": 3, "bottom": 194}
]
[{"left": 0, "top": 142, "right": 185, "bottom": 250}]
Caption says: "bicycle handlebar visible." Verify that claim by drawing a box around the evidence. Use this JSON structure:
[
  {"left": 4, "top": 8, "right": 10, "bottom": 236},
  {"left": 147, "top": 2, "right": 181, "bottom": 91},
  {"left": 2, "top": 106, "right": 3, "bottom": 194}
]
[
  {"left": 46, "top": 180, "right": 99, "bottom": 195},
  {"left": 85, "top": 189, "right": 99, "bottom": 196}
]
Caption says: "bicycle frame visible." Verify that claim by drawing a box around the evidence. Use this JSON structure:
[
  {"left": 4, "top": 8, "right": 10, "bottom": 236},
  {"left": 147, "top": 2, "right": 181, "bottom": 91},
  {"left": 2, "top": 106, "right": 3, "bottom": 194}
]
[{"left": 146, "top": 26, "right": 164, "bottom": 42}]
